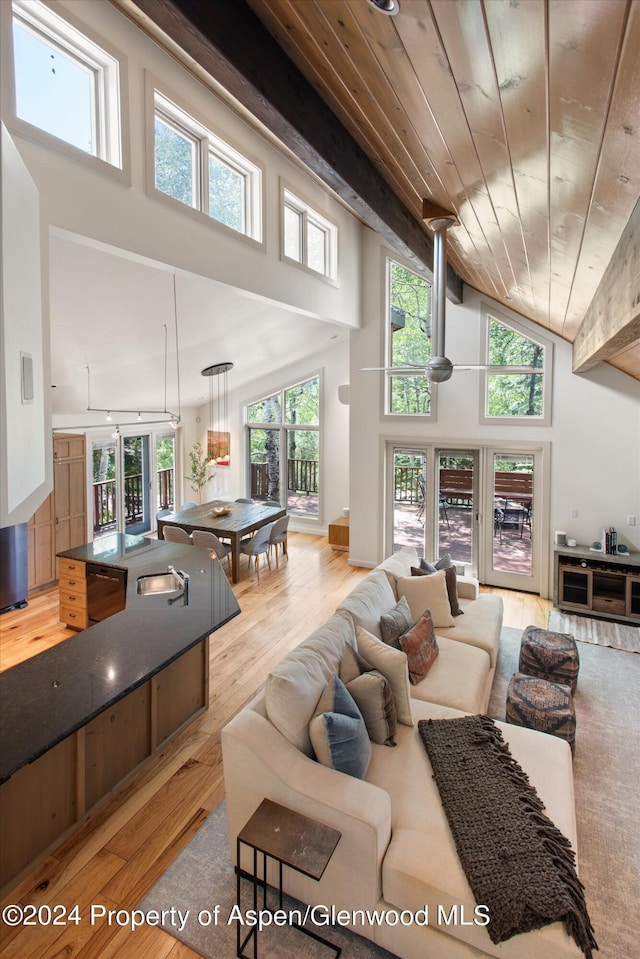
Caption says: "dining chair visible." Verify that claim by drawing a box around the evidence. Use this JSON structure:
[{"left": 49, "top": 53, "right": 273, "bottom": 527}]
[
  {"left": 163, "top": 526, "right": 193, "bottom": 545},
  {"left": 235, "top": 497, "right": 252, "bottom": 504},
  {"left": 239, "top": 522, "right": 274, "bottom": 583},
  {"left": 264, "top": 500, "right": 282, "bottom": 507},
  {"left": 181, "top": 501, "right": 198, "bottom": 511},
  {"left": 269, "top": 515, "right": 289, "bottom": 568},
  {"left": 192, "top": 529, "right": 232, "bottom": 574}
]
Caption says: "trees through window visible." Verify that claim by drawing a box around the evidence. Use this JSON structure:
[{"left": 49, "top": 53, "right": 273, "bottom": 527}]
[
  {"left": 282, "top": 189, "right": 337, "bottom": 280},
  {"left": 246, "top": 377, "right": 320, "bottom": 517},
  {"left": 387, "top": 259, "right": 432, "bottom": 415},
  {"left": 483, "top": 313, "right": 551, "bottom": 423}
]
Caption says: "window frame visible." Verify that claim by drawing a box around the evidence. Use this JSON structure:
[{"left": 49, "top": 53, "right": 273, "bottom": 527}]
[
  {"left": 150, "top": 84, "right": 264, "bottom": 245},
  {"left": 384, "top": 254, "right": 434, "bottom": 419},
  {"left": 478, "top": 305, "right": 553, "bottom": 427},
  {"left": 7, "top": 0, "right": 128, "bottom": 178},
  {"left": 245, "top": 374, "right": 322, "bottom": 520},
  {"left": 281, "top": 184, "right": 338, "bottom": 282}
]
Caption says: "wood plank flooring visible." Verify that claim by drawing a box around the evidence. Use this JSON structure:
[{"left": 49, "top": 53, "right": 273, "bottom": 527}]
[{"left": 0, "top": 535, "right": 550, "bottom": 958}]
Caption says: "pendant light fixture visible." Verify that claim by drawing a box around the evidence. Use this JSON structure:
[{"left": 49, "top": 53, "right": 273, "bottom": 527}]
[{"left": 201, "top": 361, "right": 233, "bottom": 466}]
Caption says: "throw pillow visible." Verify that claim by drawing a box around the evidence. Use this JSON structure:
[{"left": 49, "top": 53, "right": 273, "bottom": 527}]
[
  {"left": 309, "top": 675, "right": 372, "bottom": 779},
  {"left": 355, "top": 626, "right": 414, "bottom": 727},
  {"left": 380, "top": 596, "right": 414, "bottom": 648},
  {"left": 419, "top": 553, "right": 453, "bottom": 573},
  {"left": 410, "top": 565, "right": 464, "bottom": 616},
  {"left": 399, "top": 609, "right": 439, "bottom": 684},
  {"left": 339, "top": 645, "right": 397, "bottom": 746},
  {"left": 397, "top": 570, "right": 455, "bottom": 628}
]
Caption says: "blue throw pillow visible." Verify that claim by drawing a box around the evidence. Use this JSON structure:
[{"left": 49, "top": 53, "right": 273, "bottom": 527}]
[
  {"left": 420, "top": 553, "right": 453, "bottom": 573},
  {"left": 309, "top": 675, "right": 372, "bottom": 779}
]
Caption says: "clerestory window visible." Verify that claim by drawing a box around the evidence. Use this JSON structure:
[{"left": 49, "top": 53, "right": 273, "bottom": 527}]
[
  {"left": 11, "top": 0, "right": 123, "bottom": 168},
  {"left": 480, "top": 308, "right": 552, "bottom": 425},
  {"left": 282, "top": 188, "right": 337, "bottom": 280},
  {"left": 153, "top": 91, "right": 262, "bottom": 242}
]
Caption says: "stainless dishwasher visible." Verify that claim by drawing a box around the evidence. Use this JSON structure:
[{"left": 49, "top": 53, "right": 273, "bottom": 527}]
[{"left": 86, "top": 563, "right": 127, "bottom": 624}]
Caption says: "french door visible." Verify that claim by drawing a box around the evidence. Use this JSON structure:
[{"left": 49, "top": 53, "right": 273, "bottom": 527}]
[{"left": 387, "top": 442, "right": 547, "bottom": 594}]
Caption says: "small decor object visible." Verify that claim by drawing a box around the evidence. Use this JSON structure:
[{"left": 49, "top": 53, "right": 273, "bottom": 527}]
[
  {"left": 210, "top": 503, "right": 232, "bottom": 516},
  {"left": 185, "top": 441, "right": 215, "bottom": 503},
  {"left": 603, "top": 526, "right": 617, "bottom": 554}
]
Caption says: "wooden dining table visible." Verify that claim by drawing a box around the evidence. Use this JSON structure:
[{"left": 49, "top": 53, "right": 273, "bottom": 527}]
[{"left": 157, "top": 500, "right": 286, "bottom": 583}]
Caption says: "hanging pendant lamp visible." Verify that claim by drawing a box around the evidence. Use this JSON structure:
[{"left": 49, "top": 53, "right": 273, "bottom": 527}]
[{"left": 201, "top": 361, "right": 233, "bottom": 466}]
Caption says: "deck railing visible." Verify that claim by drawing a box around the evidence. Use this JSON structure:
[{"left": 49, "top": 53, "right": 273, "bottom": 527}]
[
  {"left": 251, "top": 458, "right": 319, "bottom": 499},
  {"left": 394, "top": 466, "right": 533, "bottom": 507},
  {"left": 93, "top": 468, "right": 175, "bottom": 532}
]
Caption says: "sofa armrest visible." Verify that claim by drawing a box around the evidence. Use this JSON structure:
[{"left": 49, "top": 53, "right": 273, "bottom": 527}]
[
  {"left": 457, "top": 575, "right": 479, "bottom": 600},
  {"left": 222, "top": 706, "right": 391, "bottom": 911}
]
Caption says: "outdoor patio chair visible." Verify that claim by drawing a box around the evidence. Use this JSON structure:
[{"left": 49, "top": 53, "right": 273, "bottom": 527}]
[
  {"left": 240, "top": 521, "right": 274, "bottom": 583},
  {"left": 269, "top": 514, "right": 289, "bottom": 568},
  {"left": 439, "top": 494, "right": 450, "bottom": 529},
  {"left": 192, "top": 529, "right": 232, "bottom": 575},
  {"left": 520, "top": 501, "right": 532, "bottom": 538},
  {"left": 163, "top": 526, "right": 193, "bottom": 545}
]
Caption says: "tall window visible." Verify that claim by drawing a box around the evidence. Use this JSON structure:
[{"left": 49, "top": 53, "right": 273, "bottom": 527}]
[
  {"left": 282, "top": 188, "right": 337, "bottom": 280},
  {"left": 153, "top": 91, "right": 262, "bottom": 241},
  {"left": 387, "top": 258, "right": 432, "bottom": 415},
  {"left": 11, "top": 0, "right": 122, "bottom": 167},
  {"left": 246, "top": 377, "right": 320, "bottom": 517},
  {"left": 481, "top": 310, "right": 552, "bottom": 425}
]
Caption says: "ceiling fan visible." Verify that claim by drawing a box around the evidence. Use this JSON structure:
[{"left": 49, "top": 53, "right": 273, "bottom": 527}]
[{"left": 360, "top": 209, "right": 488, "bottom": 384}]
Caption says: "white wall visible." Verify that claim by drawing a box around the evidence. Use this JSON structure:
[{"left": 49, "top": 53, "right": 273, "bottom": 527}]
[{"left": 350, "top": 232, "right": 640, "bottom": 588}]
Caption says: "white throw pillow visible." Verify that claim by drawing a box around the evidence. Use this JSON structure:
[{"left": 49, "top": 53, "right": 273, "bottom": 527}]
[
  {"left": 396, "top": 570, "right": 455, "bottom": 628},
  {"left": 355, "top": 626, "right": 414, "bottom": 727}
]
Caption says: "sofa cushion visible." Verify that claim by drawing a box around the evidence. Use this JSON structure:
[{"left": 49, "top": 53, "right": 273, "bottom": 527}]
[
  {"left": 409, "top": 635, "right": 489, "bottom": 713},
  {"left": 309, "top": 675, "right": 372, "bottom": 778},
  {"left": 372, "top": 699, "right": 579, "bottom": 959},
  {"left": 355, "top": 626, "right": 414, "bottom": 727},
  {"left": 399, "top": 609, "right": 439, "bottom": 684},
  {"left": 411, "top": 564, "right": 464, "bottom": 616},
  {"left": 339, "top": 645, "right": 397, "bottom": 746},
  {"left": 397, "top": 571, "right": 456, "bottom": 628},
  {"left": 436, "top": 594, "right": 503, "bottom": 669},
  {"left": 265, "top": 612, "right": 356, "bottom": 756},
  {"left": 337, "top": 569, "right": 398, "bottom": 640},
  {"left": 418, "top": 553, "right": 453, "bottom": 573},
  {"left": 380, "top": 595, "right": 413, "bottom": 648},
  {"left": 376, "top": 547, "right": 419, "bottom": 598}
]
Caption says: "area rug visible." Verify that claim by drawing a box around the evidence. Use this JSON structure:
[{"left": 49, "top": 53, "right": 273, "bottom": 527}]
[
  {"left": 489, "top": 627, "right": 640, "bottom": 959},
  {"left": 142, "top": 627, "right": 639, "bottom": 959},
  {"left": 547, "top": 610, "right": 640, "bottom": 653}
]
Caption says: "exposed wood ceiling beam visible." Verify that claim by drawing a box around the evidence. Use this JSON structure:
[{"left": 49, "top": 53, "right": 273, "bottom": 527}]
[
  {"left": 573, "top": 199, "right": 640, "bottom": 372},
  {"left": 126, "top": 0, "right": 463, "bottom": 302}
]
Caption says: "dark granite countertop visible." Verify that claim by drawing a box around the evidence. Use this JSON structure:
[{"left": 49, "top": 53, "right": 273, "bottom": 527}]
[{"left": 0, "top": 537, "right": 240, "bottom": 784}]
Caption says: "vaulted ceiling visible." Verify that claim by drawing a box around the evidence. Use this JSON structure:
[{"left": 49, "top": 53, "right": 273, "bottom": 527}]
[{"left": 117, "top": 0, "right": 640, "bottom": 380}]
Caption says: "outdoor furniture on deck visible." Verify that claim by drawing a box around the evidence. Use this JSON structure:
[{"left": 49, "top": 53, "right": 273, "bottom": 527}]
[{"left": 157, "top": 500, "right": 286, "bottom": 583}]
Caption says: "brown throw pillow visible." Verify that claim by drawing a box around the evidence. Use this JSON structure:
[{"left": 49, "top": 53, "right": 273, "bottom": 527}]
[
  {"left": 380, "top": 596, "right": 414, "bottom": 648},
  {"left": 410, "top": 564, "right": 464, "bottom": 616},
  {"left": 399, "top": 609, "right": 439, "bottom": 684}
]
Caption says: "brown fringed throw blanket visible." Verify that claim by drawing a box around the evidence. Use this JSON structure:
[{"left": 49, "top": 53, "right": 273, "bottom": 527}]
[{"left": 418, "top": 715, "right": 597, "bottom": 959}]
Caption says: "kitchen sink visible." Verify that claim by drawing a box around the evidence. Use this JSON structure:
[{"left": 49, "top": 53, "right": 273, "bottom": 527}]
[{"left": 136, "top": 567, "right": 188, "bottom": 596}]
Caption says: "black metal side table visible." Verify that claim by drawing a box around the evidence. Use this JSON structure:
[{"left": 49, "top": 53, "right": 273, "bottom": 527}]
[{"left": 236, "top": 797, "right": 342, "bottom": 958}]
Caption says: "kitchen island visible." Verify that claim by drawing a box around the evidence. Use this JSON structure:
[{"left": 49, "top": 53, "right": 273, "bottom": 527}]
[{"left": 0, "top": 535, "right": 240, "bottom": 890}]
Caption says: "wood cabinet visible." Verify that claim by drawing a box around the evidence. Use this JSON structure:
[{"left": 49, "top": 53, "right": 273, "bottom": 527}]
[
  {"left": 328, "top": 516, "right": 349, "bottom": 551},
  {"left": 554, "top": 547, "right": 640, "bottom": 624},
  {"left": 58, "top": 558, "right": 88, "bottom": 630},
  {"left": 27, "top": 434, "right": 87, "bottom": 592}
]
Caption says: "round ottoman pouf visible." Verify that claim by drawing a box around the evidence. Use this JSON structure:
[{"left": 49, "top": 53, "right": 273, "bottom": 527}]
[
  {"left": 518, "top": 625, "right": 579, "bottom": 694},
  {"left": 506, "top": 672, "right": 576, "bottom": 754}
]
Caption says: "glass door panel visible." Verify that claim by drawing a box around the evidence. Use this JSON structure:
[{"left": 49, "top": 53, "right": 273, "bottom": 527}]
[
  {"left": 249, "top": 428, "right": 281, "bottom": 504},
  {"left": 437, "top": 450, "right": 477, "bottom": 573},
  {"left": 124, "top": 435, "right": 150, "bottom": 535},
  {"left": 92, "top": 438, "right": 117, "bottom": 539},
  {"left": 490, "top": 452, "right": 534, "bottom": 581},
  {"left": 286, "top": 428, "right": 319, "bottom": 516},
  {"left": 392, "top": 449, "right": 427, "bottom": 556},
  {"left": 156, "top": 434, "right": 175, "bottom": 512}
]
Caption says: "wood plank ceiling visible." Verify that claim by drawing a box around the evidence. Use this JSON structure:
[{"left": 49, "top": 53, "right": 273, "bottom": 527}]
[{"left": 119, "top": 0, "right": 640, "bottom": 380}]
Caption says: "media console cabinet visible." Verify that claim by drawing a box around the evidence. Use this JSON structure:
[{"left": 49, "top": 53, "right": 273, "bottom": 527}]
[{"left": 553, "top": 545, "right": 640, "bottom": 625}]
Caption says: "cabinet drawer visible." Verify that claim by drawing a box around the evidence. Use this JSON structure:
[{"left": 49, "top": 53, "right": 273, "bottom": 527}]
[
  {"left": 60, "top": 605, "right": 88, "bottom": 629},
  {"left": 59, "top": 589, "right": 87, "bottom": 610},
  {"left": 592, "top": 595, "right": 626, "bottom": 615},
  {"left": 59, "top": 559, "right": 86, "bottom": 579},
  {"left": 59, "top": 572, "right": 87, "bottom": 594}
]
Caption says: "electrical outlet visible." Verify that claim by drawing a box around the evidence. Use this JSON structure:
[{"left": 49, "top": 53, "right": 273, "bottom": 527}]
[
  {"left": 627, "top": 514, "right": 636, "bottom": 526},
  {"left": 570, "top": 508, "right": 578, "bottom": 519}
]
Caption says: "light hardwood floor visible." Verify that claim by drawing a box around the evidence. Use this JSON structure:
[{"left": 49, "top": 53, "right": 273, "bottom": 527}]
[{"left": 0, "top": 534, "right": 550, "bottom": 959}]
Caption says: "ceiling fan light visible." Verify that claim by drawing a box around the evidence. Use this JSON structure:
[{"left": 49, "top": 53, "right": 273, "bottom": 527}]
[
  {"left": 427, "top": 357, "right": 454, "bottom": 383},
  {"left": 367, "top": 0, "right": 400, "bottom": 15}
]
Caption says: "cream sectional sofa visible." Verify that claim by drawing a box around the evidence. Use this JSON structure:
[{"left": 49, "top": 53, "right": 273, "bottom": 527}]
[{"left": 222, "top": 548, "right": 580, "bottom": 959}]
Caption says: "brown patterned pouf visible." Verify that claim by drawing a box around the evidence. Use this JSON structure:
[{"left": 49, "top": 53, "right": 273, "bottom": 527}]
[
  {"left": 518, "top": 625, "right": 579, "bottom": 694},
  {"left": 506, "top": 672, "right": 576, "bottom": 753}
]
